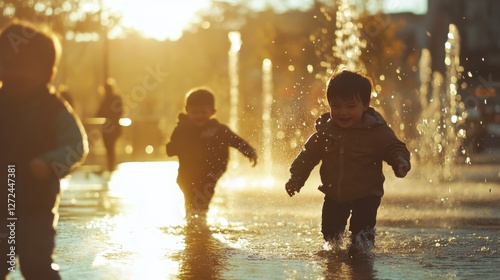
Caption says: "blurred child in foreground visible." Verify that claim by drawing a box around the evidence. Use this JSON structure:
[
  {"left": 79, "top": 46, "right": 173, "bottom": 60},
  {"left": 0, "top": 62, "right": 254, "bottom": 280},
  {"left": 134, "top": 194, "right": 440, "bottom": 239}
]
[
  {"left": 285, "top": 70, "right": 411, "bottom": 257},
  {"left": 0, "top": 19, "right": 88, "bottom": 278}
]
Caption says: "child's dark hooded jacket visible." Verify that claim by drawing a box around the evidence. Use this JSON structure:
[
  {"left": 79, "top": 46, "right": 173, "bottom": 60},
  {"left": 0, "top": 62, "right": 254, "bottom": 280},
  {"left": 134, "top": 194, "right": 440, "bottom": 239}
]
[
  {"left": 0, "top": 88, "right": 88, "bottom": 216},
  {"left": 288, "top": 107, "right": 410, "bottom": 202},
  {"left": 167, "top": 113, "right": 256, "bottom": 186}
]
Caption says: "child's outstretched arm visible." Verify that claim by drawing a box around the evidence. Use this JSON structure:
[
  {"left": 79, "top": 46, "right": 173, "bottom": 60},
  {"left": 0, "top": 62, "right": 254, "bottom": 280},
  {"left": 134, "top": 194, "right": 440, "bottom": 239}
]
[
  {"left": 224, "top": 126, "right": 257, "bottom": 166},
  {"left": 380, "top": 130, "right": 411, "bottom": 178},
  {"left": 286, "top": 134, "right": 323, "bottom": 197}
]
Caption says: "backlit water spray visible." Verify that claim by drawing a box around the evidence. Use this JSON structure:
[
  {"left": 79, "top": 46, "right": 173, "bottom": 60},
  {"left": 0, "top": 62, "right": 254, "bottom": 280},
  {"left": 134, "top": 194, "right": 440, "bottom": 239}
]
[
  {"left": 261, "top": 58, "right": 274, "bottom": 182},
  {"left": 228, "top": 31, "right": 242, "bottom": 169},
  {"left": 333, "top": 0, "right": 366, "bottom": 72},
  {"left": 443, "top": 24, "right": 466, "bottom": 178},
  {"left": 415, "top": 23, "right": 466, "bottom": 181}
]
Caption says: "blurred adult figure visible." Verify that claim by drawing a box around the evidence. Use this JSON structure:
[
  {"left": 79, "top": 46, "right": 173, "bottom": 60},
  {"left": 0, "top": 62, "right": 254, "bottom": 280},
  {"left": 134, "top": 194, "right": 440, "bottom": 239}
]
[{"left": 96, "top": 78, "right": 124, "bottom": 172}]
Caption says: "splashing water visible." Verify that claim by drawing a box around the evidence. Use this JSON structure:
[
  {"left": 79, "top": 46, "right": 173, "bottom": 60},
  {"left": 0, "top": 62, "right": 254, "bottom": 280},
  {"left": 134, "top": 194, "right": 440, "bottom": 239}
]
[
  {"left": 322, "top": 229, "right": 376, "bottom": 259},
  {"left": 333, "top": 0, "right": 366, "bottom": 72},
  {"left": 228, "top": 31, "right": 242, "bottom": 169},
  {"left": 228, "top": 31, "right": 241, "bottom": 133},
  {"left": 415, "top": 24, "right": 466, "bottom": 181},
  {"left": 261, "top": 58, "right": 274, "bottom": 181},
  {"left": 442, "top": 24, "right": 466, "bottom": 178},
  {"left": 323, "top": 231, "right": 349, "bottom": 252},
  {"left": 330, "top": 2, "right": 468, "bottom": 183},
  {"left": 37, "top": 161, "right": 500, "bottom": 280}
]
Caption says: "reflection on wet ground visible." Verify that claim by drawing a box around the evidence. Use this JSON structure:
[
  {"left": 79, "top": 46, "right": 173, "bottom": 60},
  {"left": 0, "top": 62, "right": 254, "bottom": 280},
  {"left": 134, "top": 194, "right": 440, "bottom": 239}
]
[{"left": 9, "top": 161, "right": 500, "bottom": 279}]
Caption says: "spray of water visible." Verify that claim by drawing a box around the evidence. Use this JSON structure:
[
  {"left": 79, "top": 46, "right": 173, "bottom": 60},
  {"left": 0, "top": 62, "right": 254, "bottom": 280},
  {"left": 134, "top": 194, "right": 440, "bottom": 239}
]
[
  {"left": 261, "top": 58, "right": 274, "bottom": 180},
  {"left": 414, "top": 24, "right": 466, "bottom": 181},
  {"left": 443, "top": 24, "right": 467, "bottom": 178},
  {"left": 332, "top": 0, "right": 366, "bottom": 72},
  {"left": 228, "top": 31, "right": 242, "bottom": 169}
]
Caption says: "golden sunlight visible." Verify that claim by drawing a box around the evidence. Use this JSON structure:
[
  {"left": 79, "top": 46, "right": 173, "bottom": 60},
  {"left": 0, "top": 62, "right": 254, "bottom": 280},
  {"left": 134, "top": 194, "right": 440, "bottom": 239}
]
[
  {"left": 107, "top": 161, "right": 186, "bottom": 226},
  {"left": 104, "top": 0, "right": 212, "bottom": 41}
]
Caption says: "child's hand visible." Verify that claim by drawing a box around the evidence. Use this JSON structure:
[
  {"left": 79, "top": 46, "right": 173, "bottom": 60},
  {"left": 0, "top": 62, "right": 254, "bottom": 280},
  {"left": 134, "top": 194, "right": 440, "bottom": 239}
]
[
  {"left": 30, "top": 158, "right": 52, "bottom": 180},
  {"left": 395, "top": 160, "right": 411, "bottom": 178},
  {"left": 285, "top": 181, "right": 301, "bottom": 197},
  {"left": 248, "top": 154, "right": 258, "bottom": 167}
]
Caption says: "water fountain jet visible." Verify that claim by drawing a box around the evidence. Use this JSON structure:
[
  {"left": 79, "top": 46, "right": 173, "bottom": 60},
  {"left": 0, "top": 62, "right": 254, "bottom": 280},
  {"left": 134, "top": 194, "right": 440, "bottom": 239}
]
[
  {"left": 228, "top": 31, "right": 242, "bottom": 169},
  {"left": 261, "top": 58, "right": 275, "bottom": 185},
  {"left": 415, "top": 23, "right": 465, "bottom": 181},
  {"left": 333, "top": 0, "right": 366, "bottom": 72}
]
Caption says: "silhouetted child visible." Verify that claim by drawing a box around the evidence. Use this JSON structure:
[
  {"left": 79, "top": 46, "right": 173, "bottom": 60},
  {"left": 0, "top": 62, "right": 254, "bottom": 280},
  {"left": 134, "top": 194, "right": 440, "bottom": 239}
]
[
  {"left": 167, "top": 88, "right": 257, "bottom": 218},
  {"left": 285, "top": 70, "right": 411, "bottom": 257},
  {"left": 0, "top": 19, "right": 88, "bottom": 278},
  {"left": 96, "top": 78, "right": 123, "bottom": 172}
]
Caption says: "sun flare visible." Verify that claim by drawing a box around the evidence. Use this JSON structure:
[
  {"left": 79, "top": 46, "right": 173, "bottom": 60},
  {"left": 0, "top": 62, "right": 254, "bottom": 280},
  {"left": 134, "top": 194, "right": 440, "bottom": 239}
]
[{"left": 104, "top": 0, "right": 212, "bottom": 41}]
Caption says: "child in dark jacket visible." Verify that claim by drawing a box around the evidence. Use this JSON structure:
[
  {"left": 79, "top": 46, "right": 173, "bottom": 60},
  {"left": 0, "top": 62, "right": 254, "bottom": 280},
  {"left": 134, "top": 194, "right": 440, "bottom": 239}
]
[
  {"left": 0, "top": 19, "right": 88, "bottom": 278},
  {"left": 167, "top": 87, "right": 257, "bottom": 218},
  {"left": 285, "top": 70, "right": 411, "bottom": 257}
]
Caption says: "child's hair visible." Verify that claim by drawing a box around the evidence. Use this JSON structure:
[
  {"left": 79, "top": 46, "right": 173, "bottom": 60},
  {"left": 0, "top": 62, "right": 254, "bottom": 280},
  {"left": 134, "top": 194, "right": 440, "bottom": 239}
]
[
  {"left": 326, "top": 70, "right": 372, "bottom": 105},
  {"left": 0, "top": 19, "right": 61, "bottom": 77},
  {"left": 185, "top": 87, "right": 215, "bottom": 109}
]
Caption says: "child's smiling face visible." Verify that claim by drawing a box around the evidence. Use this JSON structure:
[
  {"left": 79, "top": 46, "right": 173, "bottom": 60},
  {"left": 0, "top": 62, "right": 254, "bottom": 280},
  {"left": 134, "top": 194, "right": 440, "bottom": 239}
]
[
  {"left": 186, "top": 104, "right": 216, "bottom": 126},
  {"left": 329, "top": 95, "right": 369, "bottom": 128}
]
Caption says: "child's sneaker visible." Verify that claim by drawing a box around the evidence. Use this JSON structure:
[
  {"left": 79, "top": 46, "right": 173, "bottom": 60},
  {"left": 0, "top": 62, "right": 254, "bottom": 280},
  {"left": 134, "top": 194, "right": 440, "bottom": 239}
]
[
  {"left": 349, "top": 229, "right": 375, "bottom": 258},
  {"left": 322, "top": 234, "right": 344, "bottom": 251}
]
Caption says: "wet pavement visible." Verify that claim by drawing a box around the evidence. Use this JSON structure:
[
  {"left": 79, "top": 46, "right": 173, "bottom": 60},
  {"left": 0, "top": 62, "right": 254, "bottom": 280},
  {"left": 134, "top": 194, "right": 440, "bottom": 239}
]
[{"left": 8, "top": 160, "right": 500, "bottom": 279}]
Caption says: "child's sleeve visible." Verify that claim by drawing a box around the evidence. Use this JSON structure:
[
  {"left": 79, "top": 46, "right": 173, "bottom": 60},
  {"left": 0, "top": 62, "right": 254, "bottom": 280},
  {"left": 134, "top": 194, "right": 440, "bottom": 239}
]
[
  {"left": 288, "top": 134, "right": 323, "bottom": 188},
  {"left": 380, "top": 126, "right": 411, "bottom": 172},
  {"left": 225, "top": 127, "right": 257, "bottom": 159},
  {"left": 42, "top": 107, "right": 89, "bottom": 179}
]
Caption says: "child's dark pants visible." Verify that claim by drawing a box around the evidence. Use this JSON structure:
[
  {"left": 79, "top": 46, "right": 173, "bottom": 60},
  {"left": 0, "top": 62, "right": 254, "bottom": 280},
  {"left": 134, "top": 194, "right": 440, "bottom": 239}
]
[
  {"left": 321, "top": 196, "right": 381, "bottom": 242},
  {"left": 179, "top": 179, "right": 217, "bottom": 214},
  {"left": 0, "top": 214, "right": 61, "bottom": 280}
]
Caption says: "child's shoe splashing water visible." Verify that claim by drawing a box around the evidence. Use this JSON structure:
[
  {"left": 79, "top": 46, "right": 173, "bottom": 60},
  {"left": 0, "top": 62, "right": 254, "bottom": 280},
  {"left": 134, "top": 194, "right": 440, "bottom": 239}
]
[{"left": 348, "top": 229, "right": 376, "bottom": 258}]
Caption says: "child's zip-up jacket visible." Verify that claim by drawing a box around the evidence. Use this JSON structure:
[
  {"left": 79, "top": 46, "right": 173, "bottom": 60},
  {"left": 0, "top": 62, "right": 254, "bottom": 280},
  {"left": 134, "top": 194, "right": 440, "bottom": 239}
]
[{"left": 288, "top": 107, "right": 410, "bottom": 202}]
